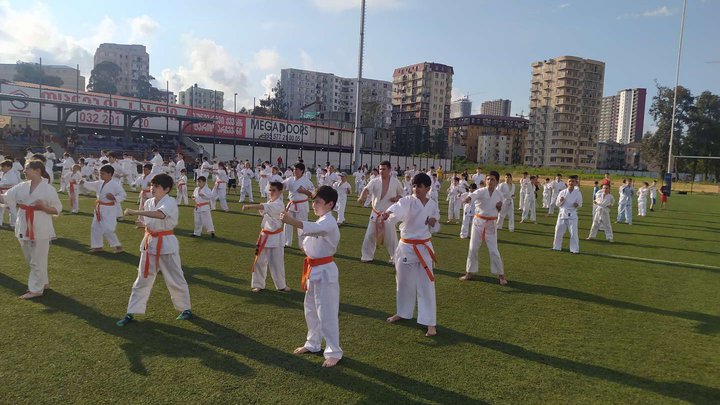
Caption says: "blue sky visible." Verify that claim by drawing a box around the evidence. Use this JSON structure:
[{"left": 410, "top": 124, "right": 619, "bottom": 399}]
[{"left": 1, "top": 0, "right": 718, "bottom": 130}]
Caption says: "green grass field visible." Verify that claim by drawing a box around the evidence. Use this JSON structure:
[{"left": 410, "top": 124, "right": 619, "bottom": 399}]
[{"left": 1, "top": 181, "right": 718, "bottom": 404}]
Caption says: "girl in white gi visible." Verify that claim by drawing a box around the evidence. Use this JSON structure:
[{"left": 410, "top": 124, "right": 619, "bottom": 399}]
[
  {"left": 43, "top": 147, "right": 56, "bottom": 184},
  {"left": 460, "top": 171, "right": 507, "bottom": 285},
  {"left": 117, "top": 173, "right": 193, "bottom": 326},
  {"left": 637, "top": 182, "right": 649, "bottom": 217},
  {"left": 332, "top": 173, "right": 352, "bottom": 225},
  {"left": 542, "top": 178, "right": 552, "bottom": 209},
  {"left": 587, "top": 184, "right": 614, "bottom": 242},
  {"left": 0, "top": 160, "right": 22, "bottom": 227},
  {"left": 518, "top": 172, "right": 530, "bottom": 211},
  {"left": 283, "top": 163, "right": 315, "bottom": 247},
  {"left": 459, "top": 183, "right": 477, "bottom": 238},
  {"left": 402, "top": 174, "right": 412, "bottom": 196},
  {"left": 192, "top": 176, "right": 215, "bottom": 238},
  {"left": 521, "top": 175, "right": 538, "bottom": 223},
  {"left": 552, "top": 175, "right": 583, "bottom": 253},
  {"left": 382, "top": 173, "right": 440, "bottom": 337},
  {"left": 496, "top": 173, "right": 515, "bottom": 232},
  {"left": 82, "top": 165, "right": 126, "bottom": 253},
  {"left": 617, "top": 178, "right": 634, "bottom": 224},
  {"left": 242, "top": 181, "right": 290, "bottom": 293},
  {"left": 446, "top": 177, "right": 463, "bottom": 224},
  {"left": 0, "top": 160, "right": 62, "bottom": 299},
  {"left": 66, "top": 164, "right": 83, "bottom": 214},
  {"left": 176, "top": 169, "right": 189, "bottom": 205},
  {"left": 133, "top": 164, "right": 154, "bottom": 227},
  {"left": 549, "top": 174, "right": 566, "bottom": 215},
  {"left": 213, "top": 162, "right": 229, "bottom": 211},
  {"left": 280, "top": 186, "right": 343, "bottom": 368},
  {"left": 238, "top": 162, "right": 255, "bottom": 203}
]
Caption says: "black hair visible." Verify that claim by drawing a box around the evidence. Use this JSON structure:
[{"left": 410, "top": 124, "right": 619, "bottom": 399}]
[
  {"left": 143, "top": 163, "right": 153, "bottom": 171},
  {"left": 470, "top": 183, "right": 478, "bottom": 190},
  {"left": 294, "top": 162, "right": 306, "bottom": 172},
  {"left": 151, "top": 173, "right": 173, "bottom": 190},
  {"left": 32, "top": 153, "right": 47, "bottom": 162},
  {"left": 314, "top": 185, "right": 338, "bottom": 209},
  {"left": 100, "top": 164, "right": 115, "bottom": 175},
  {"left": 197, "top": 176, "right": 207, "bottom": 182},
  {"left": 379, "top": 160, "right": 391, "bottom": 169},
  {"left": 25, "top": 159, "right": 51, "bottom": 181},
  {"left": 412, "top": 172, "right": 431, "bottom": 187},
  {"left": 269, "top": 181, "right": 284, "bottom": 191},
  {"left": 569, "top": 175, "right": 579, "bottom": 180},
  {"left": 1, "top": 159, "right": 12, "bottom": 168},
  {"left": 488, "top": 170, "right": 500, "bottom": 182},
  {"left": 505, "top": 173, "right": 512, "bottom": 177}
]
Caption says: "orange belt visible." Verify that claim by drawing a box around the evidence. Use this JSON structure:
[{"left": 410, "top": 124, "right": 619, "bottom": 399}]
[
  {"left": 251, "top": 227, "right": 284, "bottom": 272},
  {"left": 94, "top": 200, "right": 115, "bottom": 221},
  {"left": 142, "top": 229, "right": 174, "bottom": 278},
  {"left": 400, "top": 238, "right": 437, "bottom": 282},
  {"left": 373, "top": 208, "right": 385, "bottom": 246},
  {"left": 0, "top": 187, "right": 9, "bottom": 193},
  {"left": 474, "top": 214, "right": 497, "bottom": 241},
  {"left": 69, "top": 181, "right": 77, "bottom": 207},
  {"left": 195, "top": 201, "right": 209, "bottom": 210},
  {"left": 285, "top": 198, "right": 308, "bottom": 212},
  {"left": 17, "top": 204, "right": 36, "bottom": 240},
  {"left": 177, "top": 182, "right": 185, "bottom": 191},
  {"left": 301, "top": 256, "right": 334, "bottom": 291}
]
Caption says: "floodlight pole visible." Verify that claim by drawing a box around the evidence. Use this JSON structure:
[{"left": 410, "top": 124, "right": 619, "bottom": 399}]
[{"left": 667, "top": 0, "right": 687, "bottom": 175}]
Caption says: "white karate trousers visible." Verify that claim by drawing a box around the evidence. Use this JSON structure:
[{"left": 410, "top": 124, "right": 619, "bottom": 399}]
[
  {"left": 553, "top": 217, "right": 579, "bottom": 253},
  {"left": 465, "top": 217, "right": 504, "bottom": 275},
  {"left": 193, "top": 210, "right": 215, "bottom": 235},
  {"left": 395, "top": 261, "right": 436, "bottom": 326},
  {"left": 303, "top": 273, "right": 343, "bottom": 360},
  {"left": 361, "top": 215, "right": 398, "bottom": 262},
  {"left": 251, "top": 247, "right": 287, "bottom": 290},
  {"left": 589, "top": 209, "right": 613, "bottom": 241},
  {"left": 126, "top": 252, "right": 191, "bottom": 314},
  {"left": 239, "top": 182, "right": 254, "bottom": 203},
  {"left": 284, "top": 208, "right": 308, "bottom": 247},
  {"left": 20, "top": 239, "right": 50, "bottom": 293},
  {"left": 496, "top": 199, "right": 514, "bottom": 231},
  {"left": 447, "top": 200, "right": 460, "bottom": 221}
]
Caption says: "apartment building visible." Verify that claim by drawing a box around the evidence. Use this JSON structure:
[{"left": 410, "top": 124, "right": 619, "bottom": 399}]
[{"left": 93, "top": 43, "right": 150, "bottom": 96}]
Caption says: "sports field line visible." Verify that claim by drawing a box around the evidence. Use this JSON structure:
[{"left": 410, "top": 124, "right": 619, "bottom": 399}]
[{"left": 588, "top": 252, "right": 720, "bottom": 271}]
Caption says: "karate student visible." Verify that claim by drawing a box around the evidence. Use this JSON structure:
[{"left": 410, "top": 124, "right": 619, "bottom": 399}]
[
  {"left": 241, "top": 181, "right": 290, "bottom": 293},
  {"left": 382, "top": 173, "right": 440, "bottom": 337},
  {"left": 496, "top": 173, "right": 515, "bottom": 232},
  {"left": 59, "top": 152, "right": 75, "bottom": 192},
  {"left": 446, "top": 177, "right": 463, "bottom": 224},
  {"left": 121, "top": 153, "right": 139, "bottom": 188},
  {"left": 459, "top": 183, "right": 477, "bottom": 239},
  {"left": 542, "top": 177, "right": 552, "bottom": 209},
  {"left": 176, "top": 169, "right": 189, "bottom": 205},
  {"left": 548, "top": 174, "right": 566, "bottom": 215},
  {"left": 117, "top": 173, "right": 193, "bottom": 326},
  {"left": 518, "top": 172, "right": 530, "bottom": 211},
  {"left": 192, "top": 176, "right": 215, "bottom": 238},
  {"left": 82, "top": 165, "right": 126, "bottom": 253},
  {"left": 258, "top": 163, "right": 269, "bottom": 198},
  {"left": 552, "top": 175, "right": 583, "bottom": 254},
  {"left": 80, "top": 158, "right": 93, "bottom": 179},
  {"left": 148, "top": 147, "right": 164, "bottom": 177},
  {"left": 353, "top": 166, "right": 365, "bottom": 194},
  {"left": 283, "top": 163, "right": 315, "bottom": 247},
  {"left": 460, "top": 171, "right": 507, "bottom": 285},
  {"left": 521, "top": 175, "right": 538, "bottom": 224},
  {"left": 266, "top": 166, "right": 284, "bottom": 198},
  {"left": 616, "top": 178, "right": 634, "bottom": 224},
  {"left": 238, "top": 162, "right": 255, "bottom": 203},
  {"left": 280, "top": 186, "right": 343, "bottom": 368},
  {"left": 213, "top": 162, "right": 229, "bottom": 211},
  {"left": 649, "top": 180, "right": 658, "bottom": 212},
  {"left": 43, "top": 147, "right": 56, "bottom": 184},
  {"left": 471, "top": 167, "right": 484, "bottom": 187},
  {"left": 199, "top": 157, "right": 212, "bottom": 180},
  {"left": 66, "top": 164, "right": 83, "bottom": 214},
  {"left": 332, "top": 172, "right": 352, "bottom": 225},
  {"left": 0, "top": 160, "right": 62, "bottom": 299},
  {"left": 587, "top": 184, "right": 614, "bottom": 242},
  {"left": 637, "top": 181, "right": 650, "bottom": 217},
  {"left": 1, "top": 160, "right": 22, "bottom": 227},
  {"left": 402, "top": 174, "right": 413, "bottom": 196},
  {"left": 429, "top": 173, "right": 441, "bottom": 203},
  {"left": 357, "top": 161, "right": 404, "bottom": 263},
  {"left": 133, "top": 164, "right": 154, "bottom": 227},
  {"left": 174, "top": 152, "right": 186, "bottom": 181}
]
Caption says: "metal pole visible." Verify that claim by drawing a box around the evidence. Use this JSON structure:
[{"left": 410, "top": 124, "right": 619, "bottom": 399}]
[
  {"left": 166, "top": 80, "right": 169, "bottom": 140},
  {"left": 75, "top": 64, "right": 79, "bottom": 133},
  {"left": 268, "top": 95, "right": 272, "bottom": 165},
  {"left": 314, "top": 115, "right": 318, "bottom": 167},
  {"left": 233, "top": 93, "right": 237, "bottom": 158},
  {"left": 39, "top": 57, "right": 42, "bottom": 141},
  {"left": 285, "top": 111, "right": 289, "bottom": 167},
  {"left": 666, "top": 0, "right": 687, "bottom": 175},
  {"left": 351, "top": 0, "right": 366, "bottom": 167},
  {"left": 252, "top": 97, "right": 256, "bottom": 164},
  {"left": 213, "top": 89, "right": 217, "bottom": 157}
]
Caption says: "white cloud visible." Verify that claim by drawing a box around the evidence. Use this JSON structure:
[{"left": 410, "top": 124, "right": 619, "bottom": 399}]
[
  {"left": 451, "top": 88, "right": 465, "bottom": 101},
  {"left": 559, "top": 3, "right": 571, "bottom": 9},
  {"left": 253, "top": 48, "right": 280, "bottom": 71},
  {"left": 129, "top": 15, "right": 159, "bottom": 43},
  {"left": 617, "top": 6, "right": 675, "bottom": 20},
  {"left": 260, "top": 73, "right": 279, "bottom": 97},
  {"left": 300, "top": 50, "right": 314, "bottom": 70},
  {"left": 311, "top": 0, "right": 403, "bottom": 12}
]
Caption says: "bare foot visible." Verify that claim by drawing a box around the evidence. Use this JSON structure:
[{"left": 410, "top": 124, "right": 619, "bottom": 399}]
[
  {"left": 19, "top": 291, "right": 43, "bottom": 299},
  {"left": 278, "top": 287, "right": 291, "bottom": 292},
  {"left": 386, "top": 314, "right": 403, "bottom": 323},
  {"left": 426, "top": 326, "right": 437, "bottom": 337},
  {"left": 498, "top": 275, "right": 508, "bottom": 286},
  {"left": 459, "top": 273, "right": 472, "bottom": 281},
  {"left": 251, "top": 288, "right": 262, "bottom": 293},
  {"left": 293, "top": 347, "right": 311, "bottom": 355},
  {"left": 322, "top": 357, "right": 340, "bottom": 368},
  {"left": 88, "top": 248, "right": 104, "bottom": 253},
  {"left": 114, "top": 246, "right": 124, "bottom": 253}
]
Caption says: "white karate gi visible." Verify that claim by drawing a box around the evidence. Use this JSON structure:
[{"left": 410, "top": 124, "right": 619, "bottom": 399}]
[
  {"left": 496, "top": 182, "right": 515, "bottom": 231},
  {"left": 134, "top": 174, "right": 153, "bottom": 225},
  {"left": 214, "top": 169, "right": 229, "bottom": 211},
  {"left": 332, "top": 180, "right": 352, "bottom": 224},
  {"left": 193, "top": 185, "right": 215, "bottom": 235},
  {"left": 429, "top": 179, "right": 441, "bottom": 203},
  {"left": 542, "top": 182, "right": 553, "bottom": 208},
  {"left": 386, "top": 195, "right": 440, "bottom": 327},
  {"left": 126, "top": 195, "right": 191, "bottom": 314},
  {"left": 472, "top": 172, "right": 485, "bottom": 186},
  {"left": 59, "top": 157, "right": 75, "bottom": 192},
  {"left": 589, "top": 192, "right": 614, "bottom": 241},
  {"left": 0, "top": 168, "right": 22, "bottom": 226},
  {"left": 121, "top": 158, "right": 138, "bottom": 187},
  {"left": 637, "top": 187, "right": 649, "bottom": 216},
  {"left": 459, "top": 191, "right": 475, "bottom": 238},
  {"left": 238, "top": 168, "right": 255, "bottom": 202},
  {"left": 360, "top": 176, "right": 404, "bottom": 262},
  {"left": 522, "top": 185, "right": 537, "bottom": 223},
  {"left": 251, "top": 199, "right": 287, "bottom": 290},
  {"left": 299, "top": 212, "right": 343, "bottom": 361},
  {"left": 465, "top": 187, "right": 504, "bottom": 275},
  {"left": 149, "top": 153, "right": 164, "bottom": 177},
  {"left": 43, "top": 152, "right": 56, "bottom": 183},
  {"left": 84, "top": 179, "right": 126, "bottom": 249},
  {"left": 175, "top": 159, "right": 186, "bottom": 181},
  {"left": 66, "top": 172, "right": 82, "bottom": 213},
  {"left": 199, "top": 161, "right": 212, "bottom": 179},
  {"left": 519, "top": 177, "right": 530, "bottom": 211},
  {"left": 552, "top": 187, "right": 583, "bottom": 253},
  {"left": 446, "top": 184, "right": 463, "bottom": 221},
  {"left": 283, "top": 175, "right": 315, "bottom": 247},
  {"left": 549, "top": 179, "right": 566, "bottom": 215},
  {"left": 402, "top": 180, "right": 412, "bottom": 196},
  {"left": 176, "top": 175, "right": 189, "bottom": 205},
  {"left": 353, "top": 171, "right": 365, "bottom": 194},
  {"left": 258, "top": 167, "right": 269, "bottom": 198},
  {"left": 1, "top": 181, "right": 62, "bottom": 293},
  {"left": 617, "top": 184, "right": 634, "bottom": 224}
]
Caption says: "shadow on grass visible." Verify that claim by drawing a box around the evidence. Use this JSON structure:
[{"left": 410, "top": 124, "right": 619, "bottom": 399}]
[{"left": 52, "top": 237, "right": 140, "bottom": 266}]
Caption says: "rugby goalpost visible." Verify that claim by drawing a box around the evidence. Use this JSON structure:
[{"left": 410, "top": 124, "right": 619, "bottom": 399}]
[{"left": 672, "top": 155, "right": 720, "bottom": 193}]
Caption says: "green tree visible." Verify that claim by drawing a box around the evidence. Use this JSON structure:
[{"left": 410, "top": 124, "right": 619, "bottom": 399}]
[
  {"left": 259, "top": 81, "right": 288, "bottom": 118},
  {"left": 13, "top": 62, "right": 64, "bottom": 87},
  {"left": 684, "top": 91, "right": 720, "bottom": 181},
  {"left": 87, "top": 61, "right": 122, "bottom": 94}
]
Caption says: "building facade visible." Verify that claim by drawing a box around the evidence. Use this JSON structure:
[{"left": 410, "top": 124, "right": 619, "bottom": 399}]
[
  {"left": 448, "top": 114, "right": 528, "bottom": 165},
  {"left": 178, "top": 84, "right": 224, "bottom": 110},
  {"left": 158, "top": 89, "right": 177, "bottom": 104},
  {"left": 480, "top": 99, "right": 511, "bottom": 116},
  {"left": 450, "top": 96, "right": 472, "bottom": 118},
  {"left": 392, "top": 62, "right": 453, "bottom": 155},
  {"left": 527, "top": 55, "right": 605, "bottom": 168},
  {"left": 599, "top": 88, "right": 646, "bottom": 144},
  {"left": 93, "top": 43, "right": 150, "bottom": 96},
  {"left": 0, "top": 63, "right": 86, "bottom": 91},
  {"left": 596, "top": 141, "right": 626, "bottom": 169}
]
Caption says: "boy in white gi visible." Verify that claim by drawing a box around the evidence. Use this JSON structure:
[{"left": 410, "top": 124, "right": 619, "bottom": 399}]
[
  {"left": 133, "top": 164, "right": 154, "bottom": 227},
  {"left": 280, "top": 186, "right": 342, "bottom": 368},
  {"left": 542, "top": 177, "right": 552, "bottom": 209},
  {"left": 649, "top": 180, "right": 658, "bottom": 212},
  {"left": 214, "top": 162, "right": 230, "bottom": 211},
  {"left": 43, "top": 147, "right": 56, "bottom": 184},
  {"left": 82, "top": 165, "right": 126, "bottom": 253},
  {"left": 518, "top": 172, "right": 530, "bottom": 211},
  {"left": 549, "top": 174, "right": 566, "bottom": 215},
  {"left": 174, "top": 153, "right": 186, "bottom": 181},
  {"left": 176, "top": 169, "right": 189, "bottom": 205},
  {"left": 66, "top": 164, "right": 83, "bottom": 214},
  {"left": 521, "top": 175, "right": 538, "bottom": 223},
  {"left": 552, "top": 175, "right": 583, "bottom": 254},
  {"left": 587, "top": 184, "right": 614, "bottom": 242},
  {"left": 1, "top": 160, "right": 22, "bottom": 227},
  {"left": 382, "top": 173, "right": 440, "bottom": 337},
  {"left": 242, "top": 181, "right": 290, "bottom": 293},
  {"left": 496, "top": 173, "right": 515, "bottom": 232},
  {"left": 117, "top": 173, "right": 193, "bottom": 326},
  {"left": 192, "top": 176, "right": 215, "bottom": 238},
  {"left": 59, "top": 152, "right": 75, "bottom": 192},
  {"left": 332, "top": 173, "right": 352, "bottom": 225},
  {"left": 617, "top": 178, "right": 634, "bottom": 224},
  {"left": 459, "top": 183, "right": 477, "bottom": 239},
  {"left": 148, "top": 147, "right": 163, "bottom": 177},
  {"left": 637, "top": 181, "right": 649, "bottom": 217},
  {"left": 0, "top": 160, "right": 62, "bottom": 299},
  {"left": 446, "top": 177, "right": 463, "bottom": 224},
  {"left": 283, "top": 163, "right": 315, "bottom": 247},
  {"left": 429, "top": 173, "right": 440, "bottom": 203},
  {"left": 460, "top": 171, "right": 507, "bottom": 285},
  {"left": 354, "top": 166, "right": 365, "bottom": 194},
  {"left": 267, "top": 166, "right": 284, "bottom": 198},
  {"left": 238, "top": 162, "right": 255, "bottom": 203},
  {"left": 471, "top": 167, "right": 484, "bottom": 186},
  {"left": 402, "top": 174, "right": 412, "bottom": 196},
  {"left": 357, "top": 161, "right": 404, "bottom": 263}
]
